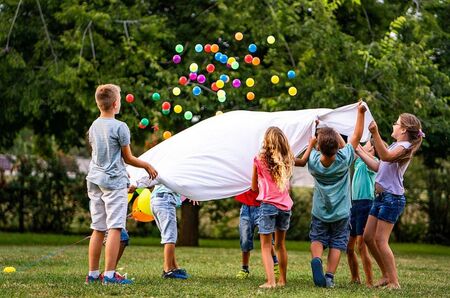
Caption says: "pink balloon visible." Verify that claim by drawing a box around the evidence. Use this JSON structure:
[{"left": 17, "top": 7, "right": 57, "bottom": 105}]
[
  {"left": 232, "top": 79, "right": 241, "bottom": 88},
  {"left": 197, "top": 74, "right": 206, "bottom": 84},
  {"left": 172, "top": 55, "right": 181, "bottom": 64},
  {"left": 189, "top": 72, "right": 197, "bottom": 81}
]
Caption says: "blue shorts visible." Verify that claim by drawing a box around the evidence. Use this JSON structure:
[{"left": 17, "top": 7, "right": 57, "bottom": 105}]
[
  {"left": 258, "top": 203, "right": 291, "bottom": 235},
  {"left": 350, "top": 200, "right": 373, "bottom": 237},
  {"left": 151, "top": 192, "right": 178, "bottom": 244},
  {"left": 103, "top": 229, "right": 129, "bottom": 246},
  {"left": 369, "top": 192, "right": 406, "bottom": 224},
  {"left": 239, "top": 204, "right": 261, "bottom": 252},
  {"left": 309, "top": 216, "right": 350, "bottom": 251}
]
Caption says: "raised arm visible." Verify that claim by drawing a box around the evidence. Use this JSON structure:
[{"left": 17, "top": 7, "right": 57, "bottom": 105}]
[
  {"left": 251, "top": 164, "right": 258, "bottom": 192},
  {"left": 355, "top": 144, "right": 380, "bottom": 171},
  {"left": 295, "top": 136, "right": 317, "bottom": 167},
  {"left": 121, "top": 145, "right": 158, "bottom": 179},
  {"left": 349, "top": 102, "right": 367, "bottom": 149},
  {"left": 369, "top": 121, "right": 405, "bottom": 162}
]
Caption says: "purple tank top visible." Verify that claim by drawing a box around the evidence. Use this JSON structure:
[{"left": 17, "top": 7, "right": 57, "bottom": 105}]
[{"left": 375, "top": 141, "right": 411, "bottom": 195}]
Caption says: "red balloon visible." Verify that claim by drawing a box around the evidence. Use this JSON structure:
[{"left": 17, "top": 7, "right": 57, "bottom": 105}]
[
  {"left": 162, "top": 101, "right": 171, "bottom": 110},
  {"left": 138, "top": 123, "right": 146, "bottom": 129},
  {"left": 206, "top": 64, "right": 215, "bottom": 73},
  {"left": 179, "top": 76, "right": 188, "bottom": 86},
  {"left": 125, "top": 94, "right": 134, "bottom": 103},
  {"left": 244, "top": 54, "right": 253, "bottom": 64},
  {"left": 204, "top": 44, "right": 211, "bottom": 53},
  {"left": 211, "top": 82, "right": 219, "bottom": 92}
]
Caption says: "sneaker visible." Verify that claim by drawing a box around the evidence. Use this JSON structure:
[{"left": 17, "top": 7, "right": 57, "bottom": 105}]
[
  {"left": 311, "top": 258, "right": 326, "bottom": 287},
  {"left": 325, "top": 273, "right": 335, "bottom": 288},
  {"left": 85, "top": 273, "right": 103, "bottom": 284},
  {"left": 273, "top": 263, "right": 280, "bottom": 280},
  {"left": 103, "top": 272, "right": 133, "bottom": 285},
  {"left": 162, "top": 268, "right": 189, "bottom": 279},
  {"left": 236, "top": 269, "right": 250, "bottom": 279}
]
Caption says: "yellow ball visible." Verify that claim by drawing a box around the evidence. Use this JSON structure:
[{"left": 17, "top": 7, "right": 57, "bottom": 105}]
[
  {"left": 267, "top": 35, "right": 276, "bottom": 44},
  {"left": 271, "top": 75, "right": 280, "bottom": 84},
  {"left": 235, "top": 32, "right": 243, "bottom": 41},
  {"left": 163, "top": 131, "right": 172, "bottom": 140},
  {"left": 174, "top": 105, "right": 182, "bottom": 114},
  {"left": 3, "top": 267, "right": 16, "bottom": 273},
  {"left": 216, "top": 80, "right": 225, "bottom": 89},
  {"left": 172, "top": 87, "right": 181, "bottom": 96},
  {"left": 288, "top": 86, "right": 298, "bottom": 96},
  {"left": 246, "top": 78, "right": 255, "bottom": 87}
]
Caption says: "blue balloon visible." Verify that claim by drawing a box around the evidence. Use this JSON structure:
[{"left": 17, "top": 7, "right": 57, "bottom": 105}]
[
  {"left": 214, "top": 52, "right": 222, "bottom": 61},
  {"left": 192, "top": 86, "right": 202, "bottom": 96},
  {"left": 248, "top": 43, "right": 257, "bottom": 53},
  {"left": 287, "top": 70, "right": 296, "bottom": 79},
  {"left": 195, "top": 44, "right": 203, "bottom": 53},
  {"left": 220, "top": 54, "right": 228, "bottom": 64},
  {"left": 219, "top": 74, "right": 228, "bottom": 82}
]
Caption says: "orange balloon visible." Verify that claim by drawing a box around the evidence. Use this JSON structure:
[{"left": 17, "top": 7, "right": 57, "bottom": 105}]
[
  {"left": 246, "top": 92, "right": 255, "bottom": 101},
  {"left": 131, "top": 194, "right": 154, "bottom": 222},
  {"left": 211, "top": 44, "right": 219, "bottom": 53},
  {"left": 252, "top": 57, "right": 260, "bottom": 66}
]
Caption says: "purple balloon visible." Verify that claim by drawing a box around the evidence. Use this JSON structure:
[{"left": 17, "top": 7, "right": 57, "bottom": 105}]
[
  {"left": 197, "top": 74, "right": 206, "bottom": 84},
  {"left": 232, "top": 79, "right": 241, "bottom": 88},
  {"left": 172, "top": 54, "right": 181, "bottom": 64},
  {"left": 189, "top": 72, "right": 197, "bottom": 81}
]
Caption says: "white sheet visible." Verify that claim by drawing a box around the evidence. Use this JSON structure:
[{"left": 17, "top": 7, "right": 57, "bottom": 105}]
[{"left": 127, "top": 103, "right": 373, "bottom": 201}]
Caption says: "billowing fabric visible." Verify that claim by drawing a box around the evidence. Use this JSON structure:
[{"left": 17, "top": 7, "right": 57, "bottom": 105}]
[{"left": 127, "top": 103, "right": 374, "bottom": 201}]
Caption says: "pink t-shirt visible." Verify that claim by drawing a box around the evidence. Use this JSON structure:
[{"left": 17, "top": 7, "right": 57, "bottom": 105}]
[{"left": 254, "top": 157, "right": 293, "bottom": 211}]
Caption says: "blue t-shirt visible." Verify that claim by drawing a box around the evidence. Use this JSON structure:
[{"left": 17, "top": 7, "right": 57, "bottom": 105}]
[
  {"left": 352, "top": 158, "right": 377, "bottom": 201},
  {"left": 86, "top": 118, "right": 130, "bottom": 189},
  {"left": 308, "top": 143, "right": 355, "bottom": 222}
]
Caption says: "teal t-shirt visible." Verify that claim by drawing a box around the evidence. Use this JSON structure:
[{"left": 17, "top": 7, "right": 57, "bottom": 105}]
[
  {"left": 308, "top": 143, "right": 355, "bottom": 222},
  {"left": 352, "top": 158, "right": 377, "bottom": 201}
]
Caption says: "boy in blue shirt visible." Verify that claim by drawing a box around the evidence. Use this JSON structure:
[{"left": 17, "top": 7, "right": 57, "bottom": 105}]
[{"left": 306, "top": 102, "right": 366, "bottom": 288}]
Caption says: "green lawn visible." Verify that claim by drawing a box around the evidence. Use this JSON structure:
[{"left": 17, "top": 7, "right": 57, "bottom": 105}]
[{"left": 0, "top": 233, "right": 449, "bottom": 297}]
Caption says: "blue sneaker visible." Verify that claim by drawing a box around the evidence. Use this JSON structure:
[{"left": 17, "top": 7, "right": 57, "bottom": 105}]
[
  {"left": 85, "top": 273, "right": 103, "bottom": 284},
  {"left": 103, "top": 272, "right": 133, "bottom": 285},
  {"left": 325, "top": 273, "right": 335, "bottom": 288},
  {"left": 162, "top": 268, "right": 189, "bottom": 279},
  {"left": 311, "top": 258, "right": 326, "bottom": 287}
]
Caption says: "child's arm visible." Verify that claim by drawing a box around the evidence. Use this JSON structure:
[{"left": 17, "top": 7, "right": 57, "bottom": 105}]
[
  {"left": 121, "top": 145, "right": 158, "bottom": 179},
  {"left": 355, "top": 144, "right": 380, "bottom": 171},
  {"left": 295, "top": 136, "right": 317, "bottom": 167},
  {"left": 336, "top": 133, "right": 346, "bottom": 149},
  {"left": 348, "top": 102, "right": 367, "bottom": 150},
  {"left": 251, "top": 164, "right": 258, "bottom": 192},
  {"left": 369, "top": 121, "right": 405, "bottom": 162}
]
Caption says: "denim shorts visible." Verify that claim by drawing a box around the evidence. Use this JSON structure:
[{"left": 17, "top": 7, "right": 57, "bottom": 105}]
[
  {"left": 151, "top": 192, "right": 178, "bottom": 244},
  {"left": 369, "top": 192, "right": 406, "bottom": 224},
  {"left": 350, "top": 200, "right": 373, "bottom": 237},
  {"left": 239, "top": 204, "right": 261, "bottom": 252},
  {"left": 258, "top": 203, "right": 291, "bottom": 235},
  {"left": 103, "top": 229, "right": 130, "bottom": 246},
  {"left": 309, "top": 216, "right": 350, "bottom": 251}
]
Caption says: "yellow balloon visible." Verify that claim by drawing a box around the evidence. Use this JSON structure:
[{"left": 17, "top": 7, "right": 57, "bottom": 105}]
[
  {"left": 131, "top": 197, "right": 153, "bottom": 222},
  {"left": 174, "top": 104, "right": 183, "bottom": 113},
  {"left": 137, "top": 189, "right": 152, "bottom": 216},
  {"left": 235, "top": 32, "right": 243, "bottom": 41},
  {"left": 3, "top": 267, "right": 16, "bottom": 273},
  {"left": 217, "top": 90, "right": 226, "bottom": 98},
  {"left": 172, "top": 87, "right": 181, "bottom": 96},
  {"left": 227, "top": 57, "right": 236, "bottom": 64},
  {"left": 288, "top": 86, "right": 298, "bottom": 96},
  {"left": 267, "top": 35, "right": 276, "bottom": 44},
  {"left": 246, "top": 78, "right": 255, "bottom": 87},
  {"left": 216, "top": 80, "right": 225, "bottom": 88},
  {"left": 189, "top": 63, "right": 198, "bottom": 72},
  {"left": 271, "top": 75, "right": 280, "bottom": 84},
  {"left": 163, "top": 131, "right": 172, "bottom": 140},
  {"left": 127, "top": 193, "right": 133, "bottom": 203}
]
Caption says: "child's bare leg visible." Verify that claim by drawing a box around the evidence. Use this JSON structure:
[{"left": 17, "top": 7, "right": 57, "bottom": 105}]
[
  {"left": 115, "top": 242, "right": 126, "bottom": 268},
  {"left": 242, "top": 251, "right": 250, "bottom": 267},
  {"left": 89, "top": 230, "right": 105, "bottom": 271},
  {"left": 347, "top": 236, "right": 360, "bottom": 283},
  {"left": 357, "top": 235, "right": 373, "bottom": 287},
  {"left": 259, "top": 234, "right": 276, "bottom": 288},
  {"left": 105, "top": 228, "right": 121, "bottom": 272},
  {"left": 326, "top": 248, "right": 341, "bottom": 274},
  {"left": 274, "top": 230, "right": 287, "bottom": 286},
  {"left": 164, "top": 243, "right": 176, "bottom": 272},
  {"left": 310, "top": 241, "right": 324, "bottom": 258},
  {"left": 375, "top": 221, "right": 400, "bottom": 288},
  {"left": 364, "top": 216, "right": 388, "bottom": 286}
]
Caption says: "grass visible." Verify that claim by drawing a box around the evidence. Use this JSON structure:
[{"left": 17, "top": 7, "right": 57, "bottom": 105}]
[{"left": 0, "top": 233, "right": 449, "bottom": 297}]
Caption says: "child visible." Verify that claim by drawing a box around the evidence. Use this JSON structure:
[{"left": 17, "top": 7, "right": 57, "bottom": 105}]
[
  {"left": 86, "top": 84, "right": 158, "bottom": 285},
  {"left": 361, "top": 114, "right": 424, "bottom": 289},
  {"left": 346, "top": 139, "right": 378, "bottom": 287},
  {"left": 252, "top": 126, "right": 295, "bottom": 288},
  {"left": 235, "top": 189, "right": 279, "bottom": 279},
  {"left": 103, "top": 228, "right": 130, "bottom": 269},
  {"left": 307, "top": 102, "right": 366, "bottom": 288}
]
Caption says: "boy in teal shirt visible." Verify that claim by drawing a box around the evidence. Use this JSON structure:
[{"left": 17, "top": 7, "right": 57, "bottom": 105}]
[{"left": 307, "top": 102, "right": 366, "bottom": 288}]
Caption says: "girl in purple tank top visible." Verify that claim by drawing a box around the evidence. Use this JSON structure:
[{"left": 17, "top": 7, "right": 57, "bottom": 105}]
[{"left": 357, "top": 113, "right": 424, "bottom": 289}]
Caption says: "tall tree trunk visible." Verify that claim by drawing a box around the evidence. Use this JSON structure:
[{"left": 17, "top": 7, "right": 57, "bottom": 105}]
[{"left": 178, "top": 203, "right": 199, "bottom": 246}]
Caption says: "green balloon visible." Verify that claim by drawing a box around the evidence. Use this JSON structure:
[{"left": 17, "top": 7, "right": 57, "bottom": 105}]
[
  {"left": 140, "top": 118, "right": 149, "bottom": 126},
  {"left": 218, "top": 96, "right": 226, "bottom": 103},
  {"left": 152, "top": 93, "right": 161, "bottom": 101},
  {"left": 175, "top": 44, "right": 184, "bottom": 53},
  {"left": 184, "top": 111, "right": 193, "bottom": 120},
  {"left": 162, "top": 109, "right": 170, "bottom": 115}
]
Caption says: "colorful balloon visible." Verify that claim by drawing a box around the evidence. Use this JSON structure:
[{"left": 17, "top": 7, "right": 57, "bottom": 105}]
[
  {"left": 246, "top": 78, "right": 255, "bottom": 87},
  {"left": 220, "top": 54, "right": 228, "bottom": 64},
  {"left": 248, "top": 43, "right": 257, "bottom": 53},
  {"left": 211, "top": 82, "right": 219, "bottom": 91},
  {"left": 175, "top": 44, "right": 183, "bottom": 53},
  {"left": 231, "top": 61, "right": 239, "bottom": 70},
  {"left": 204, "top": 44, "right": 211, "bottom": 53},
  {"left": 206, "top": 64, "right": 215, "bottom": 73},
  {"left": 235, "top": 32, "right": 243, "bottom": 41},
  {"left": 179, "top": 76, "right": 188, "bottom": 85},
  {"left": 252, "top": 57, "right": 260, "bottom": 66},
  {"left": 131, "top": 189, "right": 154, "bottom": 222},
  {"left": 287, "top": 70, "right": 296, "bottom": 79},
  {"left": 172, "top": 54, "right": 181, "bottom": 64},
  {"left": 227, "top": 57, "right": 236, "bottom": 64},
  {"left": 271, "top": 75, "right": 280, "bottom": 84},
  {"left": 152, "top": 93, "right": 161, "bottom": 101},
  {"left": 193, "top": 86, "right": 202, "bottom": 95},
  {"left": 184, "top": 111, "right": 193, "bottom": 120},
  {"left": 288, "top": 86, "right": 297, "bottom": 96},
  {"left": 232, "top": 79, "right": 241, "bottom": 88},
  {"left": 161, "top": 109, "right": 170, "bottom": 115},
  {"left": 246, "top": 92, "right": 255, "bottom": 100},
  {"left": 172, "top": 87, "right": 181, "bottom": 96},
  {"left": 217, "top": 90, "right": 226, "bottom": 99},
  {"left": 140, "top": 118, "right": 149, "bottom": 126},
  {"left": 125, "top": 94, "right": 134, "bottom": 103},
  {"left": 189, "top": 72, "right": 197, "bottom": 81},
  {"left": 267, "top": 35, "right": 276, "bottom": 44},
  {"left": 174, "top": 105, "right": 183, "bottom": 113},
  {"left": 197, "top": 74, "right": 206, "bottom": 84},
  {"left": 189, "top": 63, "right": 198, "bottom": 73},
  {"left": 195, "top": 44, "right": 203, "bottom": 53},
  {"left": 244, "top": 54, "right": 253, "bottom": 64},
  {"left": 211, "top": 44, "right": 219, "bottom": 53},
  {"left": 214, "top": 52, "right": 222, "bottom": 61},
  {"left": 162, "top": 101, "right": 171, "bottom": 110},
  {"left": 216, "top": 80, "right": 225, "bottom": 89},
  {"left": 219, "top": 74, "right": 229, "bottom": 83},
  {"left": 216, "top": 111, "right": 223, "bottom": 115},
  {"left": 163, "top": 131, "right": 172, "bottom": 139}
]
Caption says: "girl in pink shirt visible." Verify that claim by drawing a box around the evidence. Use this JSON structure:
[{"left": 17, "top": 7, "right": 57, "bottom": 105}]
[{"left": 252, "top": 126, "right": 294, "bottom": 288}]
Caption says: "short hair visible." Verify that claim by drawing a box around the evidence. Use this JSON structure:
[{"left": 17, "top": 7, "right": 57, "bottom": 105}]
[
  {"left": 317, "top": 127, "right": 339, "bottom": 157},
  {"left": 95, "top": 84, "right": 120, "bottom": 111}
]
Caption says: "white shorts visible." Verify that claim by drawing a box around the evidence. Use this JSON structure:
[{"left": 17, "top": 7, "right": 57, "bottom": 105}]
[{"left": 87, "top": 181, "right": 128, "bottom": 231}]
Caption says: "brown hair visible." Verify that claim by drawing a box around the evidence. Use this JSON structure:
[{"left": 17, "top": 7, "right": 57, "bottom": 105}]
[
  {"left": 394, "top": 113, "right": 423, "bottom": 165},
  {"left": 317, "top": 127, "right": 339, "bottom": 157},
  {"left": 95, "top": 84, "right": 120, "bottom": 111},
  {"left": 259, "top": 127, "right": 294, "bottom": 191}
]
